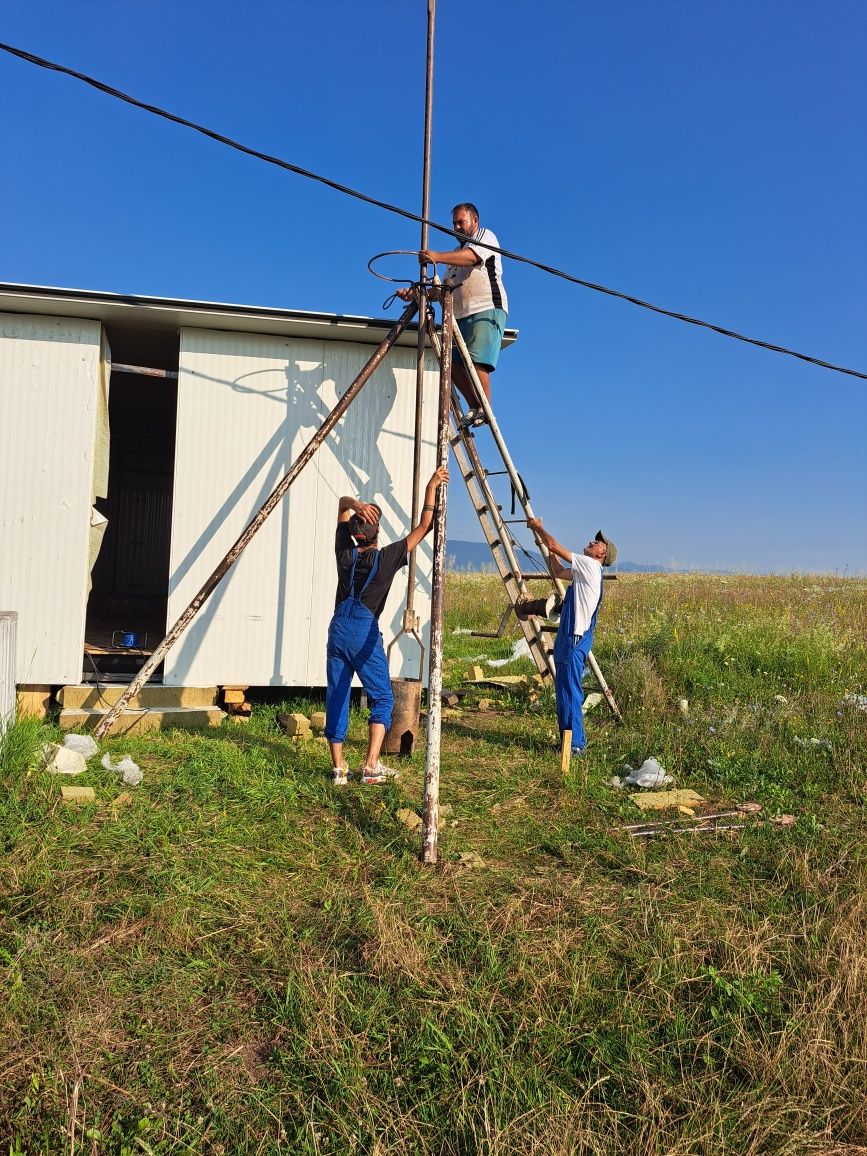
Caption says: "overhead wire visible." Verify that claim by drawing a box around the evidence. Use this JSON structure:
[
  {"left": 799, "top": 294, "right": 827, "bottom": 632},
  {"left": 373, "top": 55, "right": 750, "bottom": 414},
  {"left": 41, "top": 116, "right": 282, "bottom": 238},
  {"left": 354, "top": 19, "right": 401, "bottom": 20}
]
[{"left": 1, "top": 39, "right": 864, "bottom": 382}]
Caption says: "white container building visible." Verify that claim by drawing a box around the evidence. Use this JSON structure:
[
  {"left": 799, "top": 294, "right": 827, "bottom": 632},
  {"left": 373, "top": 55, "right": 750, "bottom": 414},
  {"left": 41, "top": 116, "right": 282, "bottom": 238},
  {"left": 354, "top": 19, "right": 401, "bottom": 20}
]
[{"left": 0, "top": 283, "right": 445, "bottom": 694}]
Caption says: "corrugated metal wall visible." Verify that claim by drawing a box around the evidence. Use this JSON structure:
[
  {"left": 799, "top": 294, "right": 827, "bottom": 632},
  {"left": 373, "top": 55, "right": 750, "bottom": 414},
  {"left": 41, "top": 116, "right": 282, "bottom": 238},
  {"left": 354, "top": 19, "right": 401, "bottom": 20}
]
[
  {"left": 165, "top": 328, "right": 440, "bottom": 687},
  {"left": 0, "top": 313, "right": 102, "bottom": 683}
]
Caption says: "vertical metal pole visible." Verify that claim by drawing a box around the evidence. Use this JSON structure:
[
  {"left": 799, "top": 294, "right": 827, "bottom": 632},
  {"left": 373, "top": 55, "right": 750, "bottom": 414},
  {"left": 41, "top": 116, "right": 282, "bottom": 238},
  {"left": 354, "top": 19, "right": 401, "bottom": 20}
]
[
  {"left": 403, "top": 0, "right": 436, "bottom": 628},
  {"left": 420, "top": 284, "right": 453, "bottom": 865},
  {"left": 92, "top": 303, "right": 418, "bottom": 740},
  {"left": 420, "top": 0, "right": 435, "bottom": 257}
]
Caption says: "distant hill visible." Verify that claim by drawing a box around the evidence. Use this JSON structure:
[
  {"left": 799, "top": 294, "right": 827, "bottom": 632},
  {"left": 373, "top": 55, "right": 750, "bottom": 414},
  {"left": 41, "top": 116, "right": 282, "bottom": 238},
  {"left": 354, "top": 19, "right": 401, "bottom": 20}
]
[{"left": 446, "top": 540, "right": 670, "bottom": 574}]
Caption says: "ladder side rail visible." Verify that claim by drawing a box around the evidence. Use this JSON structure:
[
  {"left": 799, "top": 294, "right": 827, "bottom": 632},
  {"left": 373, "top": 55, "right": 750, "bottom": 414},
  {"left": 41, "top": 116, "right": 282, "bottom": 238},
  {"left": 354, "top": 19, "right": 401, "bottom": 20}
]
[
  {"left": 586, "top": 652, "right": 622, "bottom": 722},
  {"left": 449, "top": 323, "right": 567, "bottom": 598},
  {"left": 449, "top": 410, "right": 556, "bottom": 680},
  {"left": 441, "top": 322, "right": 622, "bottom": 720}
]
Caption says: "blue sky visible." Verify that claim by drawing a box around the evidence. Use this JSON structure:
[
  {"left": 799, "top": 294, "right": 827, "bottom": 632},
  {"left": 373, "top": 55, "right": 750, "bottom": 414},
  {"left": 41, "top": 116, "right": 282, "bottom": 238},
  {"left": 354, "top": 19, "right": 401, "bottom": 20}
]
[{"left": 2, "top": 0, "right": 865, "bottom": 574}]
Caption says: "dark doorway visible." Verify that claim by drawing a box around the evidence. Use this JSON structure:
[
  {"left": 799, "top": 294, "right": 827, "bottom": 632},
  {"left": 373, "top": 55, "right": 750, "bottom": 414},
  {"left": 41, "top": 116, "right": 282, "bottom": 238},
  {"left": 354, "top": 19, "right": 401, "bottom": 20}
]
[{"left": 84, "top": 325, "right": 179, "bottom": 681}]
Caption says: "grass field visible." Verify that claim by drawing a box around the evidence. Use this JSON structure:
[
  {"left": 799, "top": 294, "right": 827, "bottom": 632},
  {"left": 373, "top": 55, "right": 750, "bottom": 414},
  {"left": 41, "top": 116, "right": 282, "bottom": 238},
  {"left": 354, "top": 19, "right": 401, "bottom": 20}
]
[{"left": 1, "top": 572, "right": 866, "bottom": 1155}]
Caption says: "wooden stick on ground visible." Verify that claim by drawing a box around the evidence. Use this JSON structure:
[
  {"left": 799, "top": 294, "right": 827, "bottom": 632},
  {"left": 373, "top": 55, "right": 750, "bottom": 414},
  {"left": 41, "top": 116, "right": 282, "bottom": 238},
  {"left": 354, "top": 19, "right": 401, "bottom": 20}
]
[{"left": 561, "top": 729, "right": 572, "bottom": 777}]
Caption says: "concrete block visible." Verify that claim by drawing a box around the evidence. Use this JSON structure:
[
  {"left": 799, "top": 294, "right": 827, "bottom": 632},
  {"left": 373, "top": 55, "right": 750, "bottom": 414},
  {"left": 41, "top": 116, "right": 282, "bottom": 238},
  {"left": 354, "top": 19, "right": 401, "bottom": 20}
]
[
  {"left": 58, "top": 685, "right": 218, "bottom": 710},
  {"left": 279, "top": 713, "right": 311, "bottom": 738},
  {"left": 58, "top": 706, "right": 225, "bottom": 736},
  {"left": 17, "top": 685, "right": 51, "bottom": 719},
  {"left": 61, "top": 785, "right": 95, "bottom": 804},
  {"left": 310, "top": 711, "right": 327, "bottom": 731}
]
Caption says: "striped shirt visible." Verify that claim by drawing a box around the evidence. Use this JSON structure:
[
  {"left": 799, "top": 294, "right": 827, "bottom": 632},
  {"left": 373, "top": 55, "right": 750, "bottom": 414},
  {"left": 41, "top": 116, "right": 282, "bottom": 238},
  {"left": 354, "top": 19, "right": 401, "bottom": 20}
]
[{"left": 449, "top": 226, "right": 508, "bottom": 319}]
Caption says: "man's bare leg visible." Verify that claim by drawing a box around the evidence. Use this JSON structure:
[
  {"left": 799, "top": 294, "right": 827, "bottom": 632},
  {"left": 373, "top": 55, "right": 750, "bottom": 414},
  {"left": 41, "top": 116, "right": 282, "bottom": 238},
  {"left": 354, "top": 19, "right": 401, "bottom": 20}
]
[
  {"left": 453, "top": 361, "right": 491, "bottom": 409},
  {"left": 329, "top": 740, "right": 346, "bottom": 770},
  {"left": 364, "top": 723, "right": 386, "bottom": 769}
]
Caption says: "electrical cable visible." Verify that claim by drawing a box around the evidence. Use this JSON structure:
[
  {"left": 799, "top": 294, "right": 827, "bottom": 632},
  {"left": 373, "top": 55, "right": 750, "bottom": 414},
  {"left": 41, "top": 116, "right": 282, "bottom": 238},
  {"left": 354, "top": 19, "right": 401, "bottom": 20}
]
[
  {"left": 1, "top": 40, "right": 864, "bottom": 381},
  {"left": 84, "top": 649, "right": 150, "bottom": 715}
]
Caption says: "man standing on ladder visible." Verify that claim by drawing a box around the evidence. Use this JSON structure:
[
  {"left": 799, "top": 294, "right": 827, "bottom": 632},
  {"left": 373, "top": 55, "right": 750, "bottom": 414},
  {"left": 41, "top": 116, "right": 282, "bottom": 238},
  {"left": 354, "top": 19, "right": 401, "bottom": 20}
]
[
  {"left": 326, "top": 466, "right": 449, "bottom": 785},
  {"left": 520, "top": 521, "right": 617, "bottom": 756},
  {"left": 400, "top": 202, "right": 508, "bottom": 429}
]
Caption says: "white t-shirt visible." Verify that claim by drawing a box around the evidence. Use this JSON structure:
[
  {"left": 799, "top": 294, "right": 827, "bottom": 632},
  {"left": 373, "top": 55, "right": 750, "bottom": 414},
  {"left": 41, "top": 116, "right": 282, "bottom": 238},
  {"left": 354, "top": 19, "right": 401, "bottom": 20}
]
[
  {"left": 449, "top": 226, "right": 509, "bottom": 319},
  {"left": 569, "top": 552, "right": 603, "bottom": 637}
]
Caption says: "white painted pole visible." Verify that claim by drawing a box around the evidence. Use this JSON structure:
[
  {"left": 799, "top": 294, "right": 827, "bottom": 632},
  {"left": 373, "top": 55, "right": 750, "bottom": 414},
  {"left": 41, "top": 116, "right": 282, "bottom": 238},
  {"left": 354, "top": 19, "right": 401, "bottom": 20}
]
[{"left": 0, "top": 611, "right": 18, "bottom": 737}]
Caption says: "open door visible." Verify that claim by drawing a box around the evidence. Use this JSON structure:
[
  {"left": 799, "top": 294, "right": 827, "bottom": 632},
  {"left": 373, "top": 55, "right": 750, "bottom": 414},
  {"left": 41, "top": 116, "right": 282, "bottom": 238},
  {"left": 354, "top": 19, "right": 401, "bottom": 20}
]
[{"left": 0, "top": 313, "right": 105, "bottom": 684}]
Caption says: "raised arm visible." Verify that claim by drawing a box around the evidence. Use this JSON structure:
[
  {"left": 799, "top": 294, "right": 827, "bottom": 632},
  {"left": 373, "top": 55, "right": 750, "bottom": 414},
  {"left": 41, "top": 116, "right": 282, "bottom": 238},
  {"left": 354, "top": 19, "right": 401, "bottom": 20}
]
[
  {"left": 338, "top": 496, "right": 380, "bottom": 524},
  {"left": 419, "top": 246, "right": 480, "bottom": 268},
  {"left": 405, "top": 466, "right": 449, "bottom": 553},
  {"left": 527, "top": 517, "right": 573, "bottom": 579}
]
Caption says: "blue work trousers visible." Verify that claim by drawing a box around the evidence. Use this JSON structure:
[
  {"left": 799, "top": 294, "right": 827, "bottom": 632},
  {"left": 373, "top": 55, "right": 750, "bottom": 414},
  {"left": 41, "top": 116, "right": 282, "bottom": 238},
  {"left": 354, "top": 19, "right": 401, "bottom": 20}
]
[
  {"left": 325, "top": 600, "right": 393, "bottom": 743},
  {"left": 553, "top": 629, "right": 595, "bottom": 753}
]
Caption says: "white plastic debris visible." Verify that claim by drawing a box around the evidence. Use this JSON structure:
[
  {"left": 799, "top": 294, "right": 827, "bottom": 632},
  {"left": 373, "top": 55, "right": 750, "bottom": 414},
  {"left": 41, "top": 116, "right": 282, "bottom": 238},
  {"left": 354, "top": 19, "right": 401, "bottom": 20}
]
[
  {"left": 62, "top": 733, "right": 99, "bottom": 759},
  {"left": 774, "top": 695, "right": 788, "bottom": 705},
  {"left": 101, "top": 753, "right": 143, "bottom": 786},
  {"left": 41, "top": 742, "right": 87, "bottom": 776},
  {"left": 677, "top": 698, "right": 690, "bottom": 717},
  {"left": 843, "top": 693, "right": 867, "bottom": 713},
  {"left": 487, "top": 638, "right": 532, "bottom": 668},
  {"left": 610, "top": 775, "right": 624, "bottom": 789},
  {"left": 623, "top": 757, "right": 673, "bottom": 788},
  {"left": 794, "top": 737, "right": 831, "bottom": 751},
  {"left": 582, "top": 692, "right": 604, "bottom": 714}
]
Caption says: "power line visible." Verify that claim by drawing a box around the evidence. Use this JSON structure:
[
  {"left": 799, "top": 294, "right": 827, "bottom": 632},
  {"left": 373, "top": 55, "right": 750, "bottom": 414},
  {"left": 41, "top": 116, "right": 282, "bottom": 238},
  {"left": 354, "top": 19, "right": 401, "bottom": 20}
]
[{"left": 1, "top": 39, "right": 864, "bottom": 382}]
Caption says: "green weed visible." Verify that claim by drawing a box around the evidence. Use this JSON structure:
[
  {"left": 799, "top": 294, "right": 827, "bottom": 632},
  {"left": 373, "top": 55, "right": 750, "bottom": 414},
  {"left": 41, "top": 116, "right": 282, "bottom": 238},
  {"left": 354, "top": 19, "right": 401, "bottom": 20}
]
[{"left": 1, "top": 572, "right": 865, "bottom": 1154}]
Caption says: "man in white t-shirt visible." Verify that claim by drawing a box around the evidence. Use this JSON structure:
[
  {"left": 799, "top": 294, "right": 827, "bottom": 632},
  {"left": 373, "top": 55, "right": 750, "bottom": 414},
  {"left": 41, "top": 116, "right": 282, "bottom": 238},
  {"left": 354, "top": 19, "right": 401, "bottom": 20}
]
[
  {"left": 522, "top": 519, "right": 617, "bottom": 756},
  {"left": 401, "top": 202, "right": 508, "bottom": 429}
]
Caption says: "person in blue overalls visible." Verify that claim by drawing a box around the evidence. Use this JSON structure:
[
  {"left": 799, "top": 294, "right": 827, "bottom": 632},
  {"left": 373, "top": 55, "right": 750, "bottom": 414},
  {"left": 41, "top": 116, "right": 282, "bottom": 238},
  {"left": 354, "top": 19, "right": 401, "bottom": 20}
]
[
  {"left": 326, "top": 466, "right": 449, "bottom": 786},
  {"left": 522, "top": 520, "right": 617, "bottom": 755}
]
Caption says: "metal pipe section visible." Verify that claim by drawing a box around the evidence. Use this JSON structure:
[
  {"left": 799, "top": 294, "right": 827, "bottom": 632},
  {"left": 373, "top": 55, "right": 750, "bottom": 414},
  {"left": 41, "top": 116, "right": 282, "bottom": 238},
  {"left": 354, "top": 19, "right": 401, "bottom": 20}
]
[
  {"left": 402, "top": 0, "right": 436, "bottom": 629},
  {"left": 92, "top": 302, "right": 419, "bottom": 739},
  {"left": 420, "top": 285, "right": 453, "bottom": 866}
]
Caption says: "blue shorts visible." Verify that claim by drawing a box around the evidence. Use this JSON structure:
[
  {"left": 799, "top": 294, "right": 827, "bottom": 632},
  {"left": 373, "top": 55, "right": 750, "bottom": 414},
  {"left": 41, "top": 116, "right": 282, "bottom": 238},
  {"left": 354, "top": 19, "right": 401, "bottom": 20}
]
[{"left": 455, "top": 308, "right": 507, "bottom": 372}]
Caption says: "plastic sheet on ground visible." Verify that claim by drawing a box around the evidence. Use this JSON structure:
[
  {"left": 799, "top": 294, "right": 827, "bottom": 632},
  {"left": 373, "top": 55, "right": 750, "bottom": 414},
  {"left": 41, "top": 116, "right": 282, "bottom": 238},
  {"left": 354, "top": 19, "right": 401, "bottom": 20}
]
[
  {"left": 623, "top": 757, "right": 673, "bottom": 788},
  {"left": 101, "top": 753, "right": 143, "bottom": 787},
  {"left": 41, "top": 743, "right": 87, "bottom": 776},
  {"left": 63, "top": 733, "right": 98, "bottom": 759},
  {"left": 487, "top": 638, "right": 532, "bottom": 668}
]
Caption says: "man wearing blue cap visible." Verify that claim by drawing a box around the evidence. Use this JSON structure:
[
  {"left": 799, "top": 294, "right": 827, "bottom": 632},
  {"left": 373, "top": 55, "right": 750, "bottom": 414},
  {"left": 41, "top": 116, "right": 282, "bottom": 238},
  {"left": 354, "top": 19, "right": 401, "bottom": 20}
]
[{"left": 521, "top": 521, "right": 617, "bottom": 756}]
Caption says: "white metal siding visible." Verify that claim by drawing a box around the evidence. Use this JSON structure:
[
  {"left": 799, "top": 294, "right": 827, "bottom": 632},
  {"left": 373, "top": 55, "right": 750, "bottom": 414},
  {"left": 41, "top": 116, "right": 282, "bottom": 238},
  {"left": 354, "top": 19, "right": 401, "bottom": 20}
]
[
  {"left": 165, "top": 328, "right": 439, "bottom": 687},
  {"left": 0, "top": 313, "right": 102, "bottom": 683}
]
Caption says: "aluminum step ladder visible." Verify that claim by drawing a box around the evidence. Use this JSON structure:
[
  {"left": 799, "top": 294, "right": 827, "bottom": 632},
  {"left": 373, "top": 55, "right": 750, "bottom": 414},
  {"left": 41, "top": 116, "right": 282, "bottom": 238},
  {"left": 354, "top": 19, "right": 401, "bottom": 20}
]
[{"left": 428, "top": 315, "right": 622, "bottom": 721}]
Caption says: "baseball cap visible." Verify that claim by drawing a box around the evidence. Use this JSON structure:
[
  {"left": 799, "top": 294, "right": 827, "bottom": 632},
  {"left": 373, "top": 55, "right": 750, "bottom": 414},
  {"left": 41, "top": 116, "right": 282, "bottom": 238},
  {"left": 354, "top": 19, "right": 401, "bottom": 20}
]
[
  {"left": 349, "top": 508, "right": 381, "bottom": 542},
  {"left": 595, "top": 530, "right": 617, "bottom": 567}
]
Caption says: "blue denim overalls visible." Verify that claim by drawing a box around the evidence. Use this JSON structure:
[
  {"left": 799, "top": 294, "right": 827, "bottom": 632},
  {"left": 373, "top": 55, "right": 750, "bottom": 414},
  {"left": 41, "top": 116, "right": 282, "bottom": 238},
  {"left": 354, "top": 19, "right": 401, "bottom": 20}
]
[
  {"left": 552, "top": 576, "right": 604, "bottom": 753},
  {"left": 325, "top": 548, "right": 394, "bottom": 743}
]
